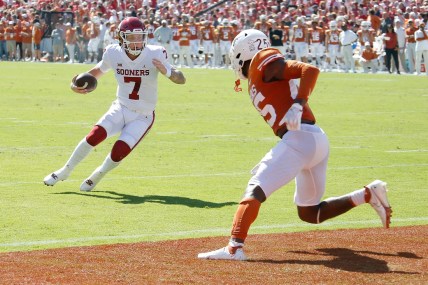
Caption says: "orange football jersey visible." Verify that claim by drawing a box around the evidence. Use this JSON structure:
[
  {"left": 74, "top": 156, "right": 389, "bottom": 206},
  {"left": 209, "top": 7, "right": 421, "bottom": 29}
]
[{"left": 247, "top": 48, "right": 317, "bottom": 136}]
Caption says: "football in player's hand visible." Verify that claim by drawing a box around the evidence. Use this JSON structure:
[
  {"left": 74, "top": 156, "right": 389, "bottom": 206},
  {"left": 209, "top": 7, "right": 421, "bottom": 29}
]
[{"left": 74, "top": 73, "right": 97, "bottom": 92}]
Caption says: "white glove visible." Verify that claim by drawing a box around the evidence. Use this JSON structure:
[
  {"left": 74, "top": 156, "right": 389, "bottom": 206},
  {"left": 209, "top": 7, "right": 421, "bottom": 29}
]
[{"left": 284, "top": 103, "right": 303, "bottom": 131}]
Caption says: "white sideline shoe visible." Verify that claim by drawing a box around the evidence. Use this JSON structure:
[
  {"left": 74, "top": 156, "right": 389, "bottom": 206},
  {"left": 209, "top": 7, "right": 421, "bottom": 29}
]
[
  {"left": 80, "top": 168, "right": 105, "bottom": 192},
  {"left": 198, "top": 247, "right": 247, "bottom": 261},
  {"left": 43, "top": 167, "right": 70, "bottom": 186},
  {"left": 366, "top": 180, "right": 392, "bottom": 228}
]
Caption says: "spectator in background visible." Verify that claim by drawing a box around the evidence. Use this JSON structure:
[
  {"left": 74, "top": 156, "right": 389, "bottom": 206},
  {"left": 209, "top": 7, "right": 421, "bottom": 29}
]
[
  {"left": 32, "top": 21, "right": 42, "bottom": 61},
  {"left": 97, "top": 18, "right": 108, "bottom": 61},
  {"left": 65, "top": 22, "right": 76, "bottom": 63},
  {"left": 144, "top": 19, "right": 156, "bottom": 45},
  {"left": 81, "top": 16, "right": 90, "bottom": 62},
  {"left": 405, "top": 20, "right": 417, "bottom": 74},
  {"left": 86, "top": 18, "right": 100, "bottom": 63},
  {"left": 154, "top": 19, "right": 173, "bottom": 57},
  {"left": 414, "top": 22, "right": 428, "bottom": 75},
  {"left": 339, "top": 21, "right": 358, "bottom": 73},
  {"left": 393, "top": 19, "right": 407, "bottom": 73},
  {"left": 367, "top": 9, "right": 381, "bottom": 34},
  {"left": 14, "top": 20, "right": 22, "bottom": 60},
  {"left": 5, "top": 21, "right": 16, "bottom": 61},
  {"left": 40, "top": 18, "right": 52, "bottom": 60},
  {"left": 379, "top": 12, "right": 393, "bottom": 35},
  {"left": 103, "top": 21, "right": 117, "bottom": 48},
  {"left": 21, "top": 21, "right": 32, "bottom": 61},
  {"left": 269, "top": 20, "right": 285, "bottom": 55},
  {"left": 51, "top": 22, "right": 65, "bottom": 62},
  {"left": 383, "top": 25, "right": 400, "bottom": 74},
  {"left": 0, "top": 22, "right": 6, "bottom": 60}
]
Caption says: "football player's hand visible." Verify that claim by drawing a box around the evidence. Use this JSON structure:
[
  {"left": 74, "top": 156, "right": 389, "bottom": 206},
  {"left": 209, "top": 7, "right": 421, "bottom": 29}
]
[
  {"left": 285, "top": 103, "right": 303, "bottom": 131},
  {"left": 152, "top": 58, "right": 167, "bottom": 75},
  {"left": 70, "top": 75, "right": 89, "bottom": 94}
]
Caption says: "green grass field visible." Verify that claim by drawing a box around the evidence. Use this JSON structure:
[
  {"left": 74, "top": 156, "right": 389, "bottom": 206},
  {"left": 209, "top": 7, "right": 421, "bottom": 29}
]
[{"left": 0, "top": 62, "right": 427, "bottom": 253}]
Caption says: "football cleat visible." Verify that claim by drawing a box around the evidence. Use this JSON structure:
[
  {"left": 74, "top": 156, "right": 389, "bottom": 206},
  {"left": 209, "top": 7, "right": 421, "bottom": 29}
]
[
  {"left": 80, "top": 168, "right": 105, "bottom": 191},
  {"left": 43, "top": 167, "right": 70, "bottom": 186},
  {"left": 198, "top": 247, "right": 247, "bottom": 261},
  {"left": 366, "top": 180, "right": 392, "bottom": 228}
]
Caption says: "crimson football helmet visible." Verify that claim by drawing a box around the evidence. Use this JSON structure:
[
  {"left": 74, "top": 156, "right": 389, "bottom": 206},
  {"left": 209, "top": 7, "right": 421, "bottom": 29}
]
[{"left": 117, "top": 17, "right": 148, "bottom": 56}]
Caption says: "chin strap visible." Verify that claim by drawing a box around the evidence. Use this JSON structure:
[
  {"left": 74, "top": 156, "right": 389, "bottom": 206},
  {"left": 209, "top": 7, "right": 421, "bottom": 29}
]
[{"left": 234, "top": 79, "right": 242, "bottom": 92}]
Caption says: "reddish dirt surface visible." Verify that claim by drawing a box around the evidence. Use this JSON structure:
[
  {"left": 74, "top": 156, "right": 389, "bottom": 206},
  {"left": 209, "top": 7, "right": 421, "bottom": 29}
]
[{"left": 0, "top": 225, "right": 427, "bottom": 284}]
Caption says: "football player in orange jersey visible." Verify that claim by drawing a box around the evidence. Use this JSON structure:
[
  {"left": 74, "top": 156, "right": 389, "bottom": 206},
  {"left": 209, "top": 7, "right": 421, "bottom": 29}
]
[
  {"left": 187, "top": 17, "right": 201, "bottom": 66},
  {"left": 198, "top": 29, "right": 392, "bottom": 261},
  {"left": 357, "top": 21, "right": 376, "bottom": 49},
  {"left": 178, "top": 22, "right": 193, "bottom": 67},
  {"left": 292, "top": 16, "right": 309, "bottom": 62},
  {"left": 308, "top": 19, "right": 325, "bottom": 67},
  {"left": 200, "top": 20, "right": 215, "bottom": 67},
  {"left": 169, "top": 18, "right": 181, "bottom": 65},
  {"left": 359, "top": 41, "right": 380, "bottom": 73},
  {"left": 325, "top": 20, "right": 341, "bottom": 71},
  {"left": 217, "top": 19, "right": 233, "bottom": 68}
]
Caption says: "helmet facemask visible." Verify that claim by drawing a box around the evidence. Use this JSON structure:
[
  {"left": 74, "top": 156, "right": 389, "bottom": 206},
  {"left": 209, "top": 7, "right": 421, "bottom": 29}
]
[{"left": 120, "top": 29, "right": 148, "bottom": 56}]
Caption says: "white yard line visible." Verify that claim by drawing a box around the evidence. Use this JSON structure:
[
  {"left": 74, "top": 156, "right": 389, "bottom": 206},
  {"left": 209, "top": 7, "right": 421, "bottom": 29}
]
[
  {"left": 1, "top": 163, "right": 427, "bottom": 187},
  {"left": 0, "top": 217, "right": 426, "bottom": 248},
  {"left": 385, "top": 150, "right": 428, "bottom": 153}
]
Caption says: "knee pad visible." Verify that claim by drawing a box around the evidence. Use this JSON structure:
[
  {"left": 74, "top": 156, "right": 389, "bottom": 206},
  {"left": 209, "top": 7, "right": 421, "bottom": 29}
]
[
  {"left": 86, "top": 125, "right": 107, "bottom": 146},
  {"left": 243, "top": 184, "right": 266, "bottom": 203},
  {"left": 111, "top": 140, "right": 131, "bottom": 162}
]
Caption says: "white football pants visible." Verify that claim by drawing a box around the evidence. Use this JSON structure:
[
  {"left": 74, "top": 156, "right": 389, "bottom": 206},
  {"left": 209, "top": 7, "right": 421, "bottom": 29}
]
[{"left": 249, "top": 124, "right": 330, "bottom": 207}]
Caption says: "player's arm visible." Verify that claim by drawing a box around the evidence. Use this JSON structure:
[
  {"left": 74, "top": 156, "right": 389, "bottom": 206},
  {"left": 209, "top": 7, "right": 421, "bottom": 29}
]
[
  {"left": 87, "top": 66, "right": 104, "bottom": 79},
  {"left": 263, "top": 59, "right": 320, "bottom": 105},
  {"left": 152, "top": 58, "right": 186, "bottom": 84},
  {"left": 71, "top": 67, "right": 105, "bottom": 94}
]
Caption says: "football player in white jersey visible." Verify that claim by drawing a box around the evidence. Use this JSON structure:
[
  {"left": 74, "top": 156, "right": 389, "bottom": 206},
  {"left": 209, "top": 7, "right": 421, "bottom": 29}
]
[{"left": 44, "top": 17, "right": 186, "bottom": 191}]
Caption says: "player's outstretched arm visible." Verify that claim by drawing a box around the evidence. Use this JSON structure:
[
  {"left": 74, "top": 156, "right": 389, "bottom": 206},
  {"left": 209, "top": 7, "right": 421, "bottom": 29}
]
[{"left": 152, "top": 58, "right": 186, "bottom": 84}]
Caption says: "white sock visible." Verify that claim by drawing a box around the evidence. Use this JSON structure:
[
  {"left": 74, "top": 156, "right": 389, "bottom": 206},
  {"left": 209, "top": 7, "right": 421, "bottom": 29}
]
[
  {"left": 228, "top": 240, "right": 244, "bottom": 248},
  {"left": 348, "top": 188, "right": 367, "bottom": 206},
  {"left": 85, "top": 155, "right": 120, "bottom": 186},
  {"left": 99, "top": 154, "right": 120, "bottom": 173},
  {"left": 63, "top": 138, "right": 93, "bottom": 172}
]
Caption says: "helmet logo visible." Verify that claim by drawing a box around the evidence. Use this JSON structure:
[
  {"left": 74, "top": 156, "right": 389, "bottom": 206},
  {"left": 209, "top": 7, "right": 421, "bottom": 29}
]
[{"left": 248, "top": 40, "right": 257, "bottom": 52}]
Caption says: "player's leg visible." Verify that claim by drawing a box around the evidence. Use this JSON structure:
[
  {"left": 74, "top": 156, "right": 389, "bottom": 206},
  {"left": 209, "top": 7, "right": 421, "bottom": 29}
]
[
  {"left": 297, "top": 180, "right": 392, "bottom": 228},
  {"left": 44, "top": 102, "right": 123, "bottom": 186},
  {"left": 198, "top": 130, "right": 310, "bottom": 260},
  {"left": 80, "top": 111, "right": 155, "bottom": 191},
  {"left": 296, "top": 130, "right": 392, "bottom": 228},
  {"left": 43, "top": 125, "right": 107, "bottom": 186}
]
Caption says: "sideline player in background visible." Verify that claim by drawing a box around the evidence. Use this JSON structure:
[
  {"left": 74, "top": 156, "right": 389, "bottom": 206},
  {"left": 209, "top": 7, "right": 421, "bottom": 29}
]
[
  {"left": 44, "top": 17, "right": 186, "bottom": 191},
  {"left": 198, "top": 29, "right": 392, "bottom": 261}
]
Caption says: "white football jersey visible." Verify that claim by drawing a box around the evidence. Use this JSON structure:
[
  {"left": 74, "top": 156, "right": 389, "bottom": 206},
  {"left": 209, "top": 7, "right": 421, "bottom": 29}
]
[{"left": 97, "top": 44, "right": 171, "bottom": 115}]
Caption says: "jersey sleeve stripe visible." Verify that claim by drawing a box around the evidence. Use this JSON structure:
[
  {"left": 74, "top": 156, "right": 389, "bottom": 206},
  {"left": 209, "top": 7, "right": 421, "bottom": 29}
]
[{"left": 257, "top": 53, "right": 284, "bottom": 71}]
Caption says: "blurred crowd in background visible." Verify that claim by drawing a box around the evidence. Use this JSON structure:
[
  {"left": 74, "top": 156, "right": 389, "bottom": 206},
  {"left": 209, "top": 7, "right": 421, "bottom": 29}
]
[{"left": 0, "top": 0, "right": 427, "bottom": 74}]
